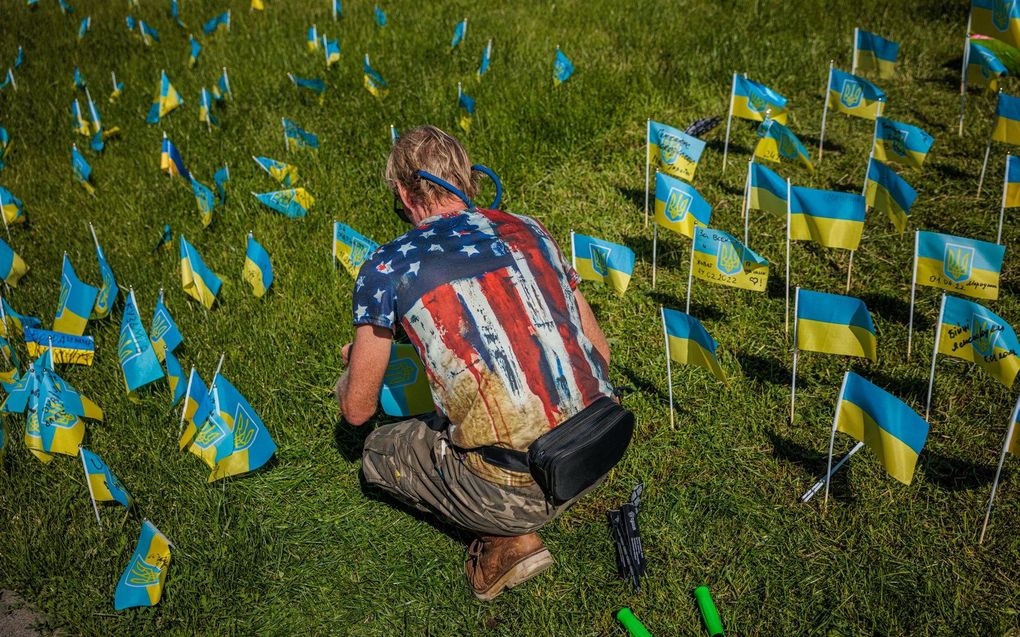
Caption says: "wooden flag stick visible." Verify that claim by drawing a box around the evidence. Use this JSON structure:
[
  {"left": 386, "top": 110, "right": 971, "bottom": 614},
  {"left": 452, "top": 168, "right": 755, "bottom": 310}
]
[
  {"left": 907, "top": 231, "right": 919, "bottom": 359},
  {"left": 818, "top": 61, "right": 834, "bottom": 163},
  {"left": 660, "top": 307, "right": 675, "bottom": 429},
  {"left": 924, "top": 294, "right": 947, "bottom": 421},
  {"left": 979, "top": 395, "right": 1020, "bottom": 544},
  {"left": 722, "top": 72, "right": 737, "bottom": 171},
  {"left": 824, "top": 371, "right": 851, "bottom": 506},
  {"left": 643, "top": 119, "right": 651, "bottom": 227}
]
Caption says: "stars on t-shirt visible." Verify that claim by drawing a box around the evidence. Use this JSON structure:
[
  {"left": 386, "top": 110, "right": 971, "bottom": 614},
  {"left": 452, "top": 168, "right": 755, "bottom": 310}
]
[
  {"left": 408, "top": 261, "right": 421, "bottom": 275},
  {"left": 461, "top": 244, "right": 480, "bottom": 257},
  {"left": 354, "top": 304, "right": 368, "bottom": 320},
  {"left": 397, "top": 243, "right": 416, "bottom": 256}
]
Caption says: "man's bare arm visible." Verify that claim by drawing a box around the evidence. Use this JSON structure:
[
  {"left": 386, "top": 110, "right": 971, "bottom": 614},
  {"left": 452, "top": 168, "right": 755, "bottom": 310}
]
[
  {"left": 335, "top": 324, "right": 394, "bottom": 426},
  {"left": 574, "top": 289, "right": 610, "bottom": 366}
]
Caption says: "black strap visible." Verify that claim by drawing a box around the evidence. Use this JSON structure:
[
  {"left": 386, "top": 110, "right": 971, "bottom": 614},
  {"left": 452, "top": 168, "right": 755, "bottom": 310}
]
[{"left": 477, "top": 445, "right": 529, "bottom": 473}]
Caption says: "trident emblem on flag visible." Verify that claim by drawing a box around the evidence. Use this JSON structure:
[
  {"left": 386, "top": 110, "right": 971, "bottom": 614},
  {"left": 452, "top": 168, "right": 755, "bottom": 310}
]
[
  {"left": 840, "top": 79, "right": 863, "bottom": 109},
  {"left": 944, "top": 244, "right": 975, "bottom": 283},
  {"left": 994, "top": 0, "right": 1015, "bottom": 32},
  {"left": 665, "top": 187, "right": 691, "bottom": 223},
  {"left": 590, "top": 245, "right": 611, "bottom": 277},
  {"left": 971, "top": 315, "right": 1003, "bottom": 359},
  {"left": 716, "top": 240, "right": 743, "bottom": 276}
]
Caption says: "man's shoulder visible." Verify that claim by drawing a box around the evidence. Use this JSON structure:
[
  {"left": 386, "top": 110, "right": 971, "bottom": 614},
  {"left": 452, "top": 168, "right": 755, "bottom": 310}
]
[{"left": 361, "top": 228, "right": 421, "bottom": 270}]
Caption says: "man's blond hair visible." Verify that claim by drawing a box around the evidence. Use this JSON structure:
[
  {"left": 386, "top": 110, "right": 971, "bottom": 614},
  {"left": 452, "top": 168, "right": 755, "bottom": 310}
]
[{"left": 385, "top": 125, "right": 478, "bottom": 212}]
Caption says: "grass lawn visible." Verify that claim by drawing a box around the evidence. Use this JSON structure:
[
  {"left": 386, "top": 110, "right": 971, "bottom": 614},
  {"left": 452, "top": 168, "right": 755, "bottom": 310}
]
[{"left": 2, "top": 0, "right": 1020, "bottom": 634}]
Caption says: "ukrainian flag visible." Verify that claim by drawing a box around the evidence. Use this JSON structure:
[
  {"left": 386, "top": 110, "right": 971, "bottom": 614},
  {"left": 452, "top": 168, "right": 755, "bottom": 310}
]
[
  {"left": 748, "top": 162, "right": 787, "bottom": 214},
  {"left": 451, "top": 19, "right": 467, "bottom": 49},
  {"left": 253, "top": 156, "right": 299, "bottom": 186},
  {"left": 754, "top": 119, "right": 813, "bottom": 172},
  {"left": 282, "top": 118, "right": 319, "bottom": 150},
  {"left": 164, "top": 349, "right": 186, "bottom": 407},
  {"left": 188, "top": 35, "right": 201, "bottom": 67},
  {"left": 374, "top": 5, "right": 387, "bottom": 27},
  {"left": 553, "top": 48, "right": 574, "bottom": 86},
  {"left": 118, "top": 291, "right": 164, "bottom": 394},
  {"left": 0, "top": 127, "right": 10, "bottom": 169},
  {"left": 53, "top": 254, "right": 98, "bottom": 336},
  {"left": 993, "top": 92, "right": 1020, "bottom": 145},
  {"left": 114, "top": 520, "right": 172, "bottom": 610},
  {"left": 828, "top": 67, "right": 886, "bottom": 120},
  {"left": 731, "top": 76, "right": 789, "bottom": 124},
  {"left": 36, "top": 373, "right": 85, "bottom": 456},
  {"left": 71, "top": 99, "right": 89, "bottom": 136},
  {"left": 214, "top": 165, "right": 229, "bottom": 206},
  {"left": 161, "top": 135, "right": 191, "bottom": 181},
  {"left": 145, "top": 71, "right": 182, "bottom": 125},
  {"left": 873, "top": 117, "right": 935, "bottom": 170},
  {"left": 333, "top": 222, "right": 379, "bottom": 278},
  {"left": 253, "top": 188, "right": 314, "bottom": 218},
  {"left": 692, "top": 226, "right": 769, "bottom": 292},
  {"left": 192, "top": 178, "right": 215, "bottom": 227},
  {"left": 458, "top": 85, "right": 475, "bottom": 133},
  {"left": 477, "top": 39, "right": 492, "bottom": 80},
  {"left": 243, "top": 234, "right": 273, "bottom": 298},
  {"left": 207, "top": 374, "right": 277, "bottom": 482},
  {"left": 25, "top": 328, "right": 94, "bottom": 365},
  {"left": 836, "top": 371, "right": 930, "bottom": 485},
  {"left": 789, "top": 186, "right": 866, "bottom": 250},
  {"left": 363, "top": 55, "right": 388, "bottom": 98},
  {"left": 202, "top": 9, "right": 231, "bottom": 35},
  {"left": 967, "top": 41, "right": 1008, "bottom": 91},
  {"left": 110, "top": 73, "right": 124, "bottom": 102},
  {"left": 178, "top": 368, "right": 211, "bottom": 451},
  {"left": 72, "top": 145, "right": 95, "bottom": 195},
  {"left": 0, "top": 187, "right": 24, "bottom": 225},
  {"left": 180, "top": 236, "right": 222, "bottom": 310},
  {"left": 1007, "top": 155, "right": 1020, "bottom": 207},
  {"left": 972, "top": 0, "right": 1020, "bottom": 49},
  {"left": 1, "top": 297, "right": 40, "bottom": 335},
  {"left": 916, "top": 230, "right": 1005, "bottom": 300},
  {"left": 654, "top": 172, "right": 712, "bottom": 239},
  {"left": 198, "top": 88, "right": 218, "bottom": 128},
  {"left": 939, "top": 295, "right": 1020, "bottom": 387},
  {"left": 139, "top": 20, "right": 160, "bottom": 46},
  {"left": 796, "top": 289, "right": 877, "bottom": 361},
  {"left": 380, "top": 343, "right": 435, "bottom": 417},
  {"left": 212, "top": 68, "right": 231, "bottom": 102},
  {"left": 323, "top": 37, "right": 341, "bottom": 67},
  {"left": 155, "top": 224, "right": 173, "bottom": 252},
  {"left": 73, "top": 66, "right": 86, "bottom": 89},
  {"left": 80, "top": 448, "right": 132, "bottom": 509},
  {"left": 661, "top": 307, "right": 726, "bottom": 382},
  {"left": 149, "top": 291, "right": 182, "bottom": 362},
  {"left": 855, "top": 30, "right": 899, "bottom": 79},
  {"left": 307, "top": 24, "right": 319, "bottom": 51},
  {"left": 864, "top": 158, "right": 918, "bottom": 233},
  {"left": 571, "top": 232, "right": 635, "bottom": 296},
  {"left": 289, "top": 74, "right": 326, "bottom": 97},
  {"left": 648, "top": 120, "right": 706, "bottom": 182},
  {"left": 0, "top": 240, "right": 27, "bottom": 288}
]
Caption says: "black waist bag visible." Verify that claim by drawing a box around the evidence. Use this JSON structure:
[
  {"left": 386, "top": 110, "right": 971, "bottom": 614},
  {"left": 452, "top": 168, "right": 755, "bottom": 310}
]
[{"left": 478, "top": 397, "right": 635, "bottom": 505}]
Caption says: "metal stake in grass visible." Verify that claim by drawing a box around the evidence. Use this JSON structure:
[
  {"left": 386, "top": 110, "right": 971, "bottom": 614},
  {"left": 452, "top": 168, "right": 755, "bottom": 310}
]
[{"left": 979, "top": 394, "right": 1020, "bottom": 544}]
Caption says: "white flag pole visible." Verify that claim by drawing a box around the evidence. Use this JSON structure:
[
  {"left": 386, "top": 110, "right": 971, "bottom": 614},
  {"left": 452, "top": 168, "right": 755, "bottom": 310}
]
[
  {"left": 785, "top": 178, "right": 792, "bottom": 335},
  {"left": 651, "top": 223, "right": 659, "bottom": 289},
  {"left": 907, "top": 230, "right": 919, "bottom": 359},
  {"left": 743, "top": 159, "right": 752, "bottom": 247},
  {"left": 924, "top": 294, "right": 947, "bottom": 421},
  {"left": 851, "top": 27, "right": 859, "bottom": 75},
  {"left": 824, "top": 371, "right": 852, "bottom": 505},
  {"left": 998, "top": 154, "right": 1010, "bottom": 245},
  {"left": 978, "top": 90, "right": 1000, "bottom": 196},
  {"left": 979, "top": 394, "right": 1020, "bottom": 544},
  {"left": 802, "top": 441, "right": 865, "bottom": 503},
  {"left": 178, "top": 367, "right": 195, "bottom": 439},
  {"left": 959, "top": 14, "right": 973, "bottom": 137},
  {"left": 722, "top": 72, "right": 737, "bottom": 171},
  {"left": 80, "top": 447, "right": 102, "bottom": 525},
  {"left": 643, "top": 119, "right": 651, "bottom": 228},
  {"left": 685, "top": 237, "right": 695, "bottom": 314},
  {"left": 661, "top": 307, "right": 675, "bottom": 429},
  {"left": 570, "top": 230, "right": 577, "bottom": 272},
  {"left": 790, "top": 287, "right": 800, "bottom": 422},
  {"left": 282, "top": 117, "right": 289, "bottom": 152},
  {"left": 331, "top": 220, "right": 338, "bottom": 269},
  {"left": 818, "top": 61, "right": 834, "bottom": 163}
]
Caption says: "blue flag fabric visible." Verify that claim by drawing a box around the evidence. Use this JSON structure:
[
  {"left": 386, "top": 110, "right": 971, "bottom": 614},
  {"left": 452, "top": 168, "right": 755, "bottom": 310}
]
[
  {"left": 149, "top": 292, "right": 182, "bottom": 362},
  {"left": 553, "top": 48, "right": 574, "bottom": 85},
  {"left": 114, "top": 520, "right": 172, "bottom": 610},
  {"left": 118, "top": 292, "right": 165, "bottom": 394}
]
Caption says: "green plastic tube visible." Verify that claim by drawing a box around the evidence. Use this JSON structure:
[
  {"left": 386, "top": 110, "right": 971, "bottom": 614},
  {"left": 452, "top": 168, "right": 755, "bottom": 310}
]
[
  {"left": 616, "top": 607, "right": 652, "bottom": 637},
  {"left": 694, "top": 586, "right": 724, "bottom": 636}
]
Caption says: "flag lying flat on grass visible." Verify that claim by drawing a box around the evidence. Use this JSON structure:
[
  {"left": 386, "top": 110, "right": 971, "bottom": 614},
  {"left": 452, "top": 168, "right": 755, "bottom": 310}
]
[
  {"left": 243, "top": 234, "right": 273, "bottom": 298},
  {"left": 873, "top": 117, "right": 934, "bottom": 170},
  {"left": 118, "top": 291, "right": 164, "bottom": 394},
  {"left": 253, "top": 188, "right": 314, "bottom": 218},
  {"left": 731, "top": 75, "right": 789, "bottom": 124},
  {"left": 253, "top": 156, "right": 298, "bottom": 186},
  {"left": 865, "top": 158, "right": 918, "bottom": 232},
  {"left": 572, "top": 232, "right": 635, "bottom": 296},
  {"left": 180, "top": 236, "right": 222, "bottom": 309},
  {"left": 114, "top": 520, "right": 172, "bottom": 610},
  {"left": 789, "top": 186, "right": 866, "bottom": 250},
  {"left": 72, "top": 145, "right": 95, "bottom": 194},
  {"left": 796, "top": 289, "right": 877, "bottom": 360},
  {"left": 375, "top": 5, "right": 387, "bottom": 27},
  {"left": 828, "top": 67, "right": 886, "bottom": 120},
  {"left": 202, "top": 10, "right": 230, "bottom": 35},
  {"left": 149, "top": 291, "right": 182, "bottom": 362},
  {"left": 661, "top": 307, "right": 726, "bottom": 382},
  {"left": 648, "top": 120, "right": 706, "bottom": 182},
  {"left": 282, "top": 118, "right": 318, "bottom": 150},
  {"left": 145, "top": 71, "right": 182, "bottom": 125},
  {"left": 333, "top": 222, "right": 378, "bottom": 277},
  {"left": 363, "top": 55, "right": 388, "bottom": 98},
  {"left": 0, "top": 239, "right": 28, "bottom": 287},
  {"left": 968, "top": 41, "right": 1008, "bottom": 91},
  {"left": 692, "top": 226, "right": 769, "bottom": 291},
  {"left": 451, "top": 18, "right": 467, "bottom": 49},
  {"left": 993, "top": 92, "right": 1020, "bottom": 145},
  {"left": 379, "top": 343, "right": 434, "bottom": 417},
  {"left": 553, "top": 48, "right": 574, "bottom": 85},
  {"left": 654, "top": 172, "right": 711, "bottom": 238},
  {"left": 53, "top": 254, "right": 98, "bottom": 336},
  {"left": 0, "top": 186, "right": 24, "bottom": 225},
  {"left": 855, "top": 29, "right": 899, "bottom": 78},
  {"left": 834, "top": 371, "right": 930, "bottom": 485},
  {"left": 915, "top": 230, "right": 1004, "bottom": 300},
  {"left": 939, "top": 295, "right": 1020, "bottom": 387},
  {"left": 24, "top": 329, "right": 94, "bottom": 365},
  {"left": 748, "top": 161, "right": 787, "bottom": 214},
  {"left": 755, "top": 119, "right": 813, "bottom": 171},
  {"left": 80, "top": 448, "right": 132, "bottom": 510},
  {"left": 972, "top": 0, "right": 1020, "bottom": 49}
]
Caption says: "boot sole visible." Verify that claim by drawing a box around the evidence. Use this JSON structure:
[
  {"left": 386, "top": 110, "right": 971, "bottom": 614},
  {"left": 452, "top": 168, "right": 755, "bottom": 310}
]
[{"left": 472, "top": 549, "right": 554, "bottom": 601}]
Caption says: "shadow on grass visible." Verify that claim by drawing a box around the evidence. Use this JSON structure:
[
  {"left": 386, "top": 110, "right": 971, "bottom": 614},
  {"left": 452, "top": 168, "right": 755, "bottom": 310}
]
[
  {"left": 764, "top": 429, "right": 854, "bottom": 502},
  {"left": 800, "top": 135, "right": 844, "bottom": 155},
  {"left": 931, "top": 161, "right": 971, "bottom": 182},
  {"left": 921, "top": 450, "right": 997, "bottom": 491},
  {"left": 359, "top": 472, "right": 473, "bottom": 544},
  {"left": 735, "top": 352, "right": 789, "bottom": 386},
  {"left": 646, "top": 290, "right": 724, "bottom": 321},
  {"left": 617, "top": 364, "right": 670, "bottom": 404},
  {"left": 859, "top": 291, "right": 918, "bottom": 327},
  {"left": 705, "top": 138, "right": 751, "bottom": 156},
  {"left": 615, "top": 185, "right": 645, "bottom": 212},
  {"left": 766, "top": 268, "right": 787, "bottom": 301}
]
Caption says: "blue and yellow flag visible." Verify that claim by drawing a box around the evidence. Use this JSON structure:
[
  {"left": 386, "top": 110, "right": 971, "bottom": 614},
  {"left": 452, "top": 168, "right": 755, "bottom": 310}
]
[
  {"left": 0, "top": 69, "right": 15, "bottom": 91},
  {"left": 118, "top": 291, "right": 164, "bottom": 394},
  {"left": 0, "top": 187, "right": 25, "bottom": 225},
  {"left": 748, "top": 162, "right": 787, "bottom": 214},
  {"left": 380, "top": 343, "right": 434, "bottom": 417},
  {"left": 873, "top": 117, "right": 934, "bottom": 170},
  {"left": 836, "top": 371, "right": 930, "bottom": 485},
  {"left": 374, "top": 5, "right": 387, "bottom": 26},
  {"left": 458, "top": 84, "right": 475, "bottom": 133},
  {"left": 993, "top": 91, "right": 1020, "bottom": 145},
  {"left": 939, "top": 295, "right": 1020, "bottom": 387},
  {"left": 243, "top": 234, "right": 273, "bottom": 298},
  {"left": 828, "top": 67, "right": 886, "bottom": 120},
  {"left": 154, "top": 224, "right": 173, "bottom": 253},
  {"left": 323, "top": 36, "right": 341, "bottom": 67},
  {"left": 188, "top": 35, "right": 202, "bottom": 67},
  {"left": 451, "top": 18, "right": 467, "bottom": 49},
  {"left": 754, "top": 119, "right": 813, "bottom": 171},
  {"left": 0, "top": 239, "right": 28, "bottom": 288},
  {"left": 35, "top": 372, "right": 85, "bottom": 456},
  {"left": 253, "top": 156, "right": 298, "bottom": 186},
  {"left": 254, "top": 188, "right": 314, "bottom": 218},
  {"left": 0, "top": 127, "right": 10, "bottom": 170},
  {"left": 692, "top": 226, "right": 769, "bottom": 292},
  {"left": 138, "top": 20, "right": 160, "bottom": 46},
  {"left": 477, "top": 38, "right": 492, "bottom": 80},
  {"left": 796, "top": 288, "right": 877, "bottom": 361},
  {"left": 211, "top": 68, "right": 231, "bottom": 102},
  {"left": 731, "top": 75, "right": 789, "bottom": 124},
  {"left": 916, "top": 230, "right": 1005, "bottom": 300},
  {"left": 1006, "top": 154, "right": 1020, "bottom": 207},
  {"left": 73, "top": 66, "right": 86, "bottom": 89},
  {"left": 571, "top": 232, "right": 635, "bottom": 296},
  {"left": 53, "top": 254, "right": 98, "bottom": 336},
  {"left": 149, "top": 291, "right": 182, "bottom": 362},
  {"left": 198, "top": 88, "right": 218, "bottom": 128},
  {"left": 789, "top": 186, "right": 866, "bottom": 250},
  {"left": 72, "top": 145, "right": 95, "bottom": 195},
  {"left": 648, "top": 120, "right": 706, "bottom": 182},
  {"left": 164, "top": 349, "right": 186, "bottom": 407},
  {"left": 855, "top": 30, "right": 899, "bottom": 79},
  {"left": 865, "top": 158, "right": 917, "bottom": 233},
  {"left": 202, "top": 10, "right": 230, "bottom": 35},
  {"left": 333, "top": 222, "right": 379, "bottom": 278},
  {"left": 553, "top": 48, "right": 574, "bottom": 85},
  {"left": 206, "top": 374, "right": 277, "bottom": 482},
  {"left": 661, "top": 307, "right": 726, "bottom": 382},
  {"left": 109, "top": 72, "right": 124, "bottom": 102},
  {"left": 363, "top": 54, "right": 388, "bottom": 98},
  {"left": 145, "top": 71, "right": 182, "bottom": 125},
  {"left": 289, "top": 73, "right": 326, "bottom": 97},
  {"left": 178, "top": 368, "right": 211, "bottom": 451},
  {"left": 282, "top": 118, "right": 318, "bottom": 151},
  {"left": 968, "top": 41, "right": 1008, "bottom": 91},
  {"left": 90, "top": 236, "right": 118, "bottom": 320},
  {"left": 80, "top": 448, "right": 132, "bottom": 509},
  {"left": 71, "top": 99, "right": 89, "bottom": 136},
  {"left": 214, "top": 165, "right": 229, "bottom": 206},
  {"left": 160, "top": 135, "right": 191, "bottom": 181},
  {"left": 2, "top": 296, "right": 40, "bottom": 336},
  {"left": 972, "top": 0, "right": 1020, "bottom": 49},
  {"left": 25, "top": 328, "right": 94, "bottom": 365},
  {"left": 180, "top": 236, "right": 222, "bottom": 310},
  {"left": 114, "top": 520, "right": 172, "bottom": 610},
  {"left": 654, "top": 172, "right": 712, "bottom": 239},
  {"left": 332, "top": 0, "right": 342, "bottom": 19},
  {"left": 14, "top": 45, "right": 24, "bottom": 67},
  {"left": 307, "top": 24, "right": 319, "bottom": 51},
  {"left": 192, "top": 178, "right": 215, "bottom": 227}
]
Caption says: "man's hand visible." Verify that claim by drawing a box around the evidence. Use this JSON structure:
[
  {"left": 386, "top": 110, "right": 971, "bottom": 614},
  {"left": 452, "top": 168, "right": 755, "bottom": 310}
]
[{"left": 335, "top": 324, "right": 394, "bottom": 426}]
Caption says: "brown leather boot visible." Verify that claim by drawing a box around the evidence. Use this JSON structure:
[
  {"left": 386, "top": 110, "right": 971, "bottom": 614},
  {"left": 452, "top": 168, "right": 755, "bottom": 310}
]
[{"left": 464, "top": 532, "right": 554, "bottom": 601}]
